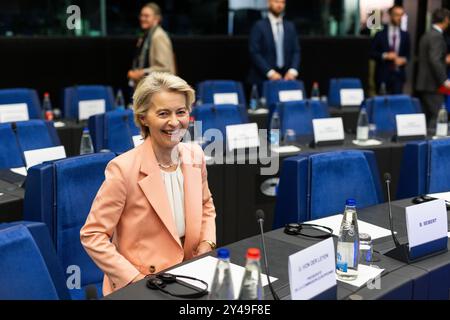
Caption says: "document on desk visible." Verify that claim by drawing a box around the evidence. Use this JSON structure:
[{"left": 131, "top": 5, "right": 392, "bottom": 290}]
[
  {"left": 10, "top": 167, "right": 27, "bottom": 176},
  {"left": 308, "top": 214, "right": 393, "bottom": 240},
  {"left": 337, "top": 264, "right": 384, "bottom": 288},
  {"left": 427, "top": 192, "right": 450, "bottom": 203},
  {"left": 169, "top": 256, "right": 277, "bottom": 294}
]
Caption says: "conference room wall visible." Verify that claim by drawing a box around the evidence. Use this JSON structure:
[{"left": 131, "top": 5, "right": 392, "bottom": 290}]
[{"left": 0, "top": 36, "right": 370, "bottom": 106}]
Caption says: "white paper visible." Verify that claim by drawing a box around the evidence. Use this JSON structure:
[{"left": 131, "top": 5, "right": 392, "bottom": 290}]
[
  {"left": 352, "top": 139, "right": 382, "bottom": 146},
  {"left": 448, "top": 232, "right": 450, "bottom": 238},
  {"left": 308, "top": 214, "right": 394, "bottom": 240},
  {"left": 340, "top": 89, "right": 364, "bottom": 106},
  {"left": 247, "top": 108, "right": 269, "bottom": 115},
  {"left": 427, "top": 192, "right": 450, "bottom": 203},
  {"left": 288, "top": 238, "right": 336, "bottom": 300},
  {"left": 313, "top": 118, "right": 345, "bottom": 143},
  {"left": 10, "top": 167, "right": 27, "bottom": 176},
  {"left": 78, "top": 99, "right": 106, "bottom": 121},
  {"left": 0, "top": 103, "right": 29, "bottom": 123},
  {"left": 23, "top": 145, "right": 66, "bottom": 169},
  {"left": 213, "top": 93, "right": 239, "bottom": 105},
  {"left": 226, "top": 123, "right": 260, "bottom": 151},
  {"left": 169, "top": 256, "right": 277, "bottom": 295},
  {"left": 271, "top": 145, "right": 301, "bottom": 153},
  {"left": 53, "top": 121, "right": 66, "bottom": 128},
  {"left": 279, "top": 90, "right": 303, "bottom": 102},
  {"left": 337, "top": 264, "right": 384, "bottom": 288},
  {"left": 132, "top": 135, "right": 144, "bottom": 147},
  {"left": 405, "top": 200, "right": 448, "bottom": 249},
  {"left": 396, "top": 114, "right": 427, "bottom": 137}
]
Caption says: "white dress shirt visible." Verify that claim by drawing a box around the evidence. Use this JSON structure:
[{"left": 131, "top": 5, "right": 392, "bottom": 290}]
[
  {"left": 160, "top": 165, "right": 185, "bottom": 238},
  {"left": 388, "top": 24, "right": 400, "bottom": 54}
]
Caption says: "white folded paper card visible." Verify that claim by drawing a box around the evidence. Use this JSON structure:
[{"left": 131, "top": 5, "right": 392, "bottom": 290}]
[
  {"left": 226, "top": 123, "right": 259, "bottom": 151},
  {"left": 340, "top": 89, "right": 364, "bottom": 106},
  {"left": 23, "top": 145, "right": 67, "bottom": 169},
  {"left": 213, "top": 93, "right": 239, "bottom": 105},
  {"left": 427, "top": 191, "right": 450, "bottom": 203},
  {"left": 396, "top": 114, "right": 427, "bottom": 137},
  {"left": 288, "top": 237, "right": 336, "bottom": 300},
  {"left": 10, "top": 167, "right": 27, "bottom": 176},
  {"left": 248, "top": 108, "right": 269, "bottom": 115},
  {"left": 53, "top": 121, "right": 66, "bottom": 128},
  {"left": 337, "top": 264, "right": 384, "bottom": 288},
  {"left": 308, "top": 214, "right": 394, "bottom": 240},
  {"left": 271, "top": 145, "right": 301, "bottom": 153},
  {"left": 279, "top": 90, "right": 303, "bottom": 102},
  {"left": 168, "top": 255, "right": 277, "bottom": 296},
  {"left": 405, "top": 199, "right": 448, "bottom": 249},
  {"left": 78, "top": 99, "right": 106, "bottom": 121},
  {"left": 132, "top": 135, "right": 144, "bottom": 147},
  {"left": 351, "top": 139, "right": 382, "bottom": 146},
  {"left": 0, "top": 103, "right": 29, "bottom": 123},
  {"left": 313, "top": 117, "right": 345, "bottom": 143}
]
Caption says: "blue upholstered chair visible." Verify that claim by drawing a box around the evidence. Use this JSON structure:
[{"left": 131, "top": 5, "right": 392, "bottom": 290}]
[
  {"left": 0, "top": 88, "right": 42, "bottom": 120},
  {"left": 0, "top": 123, "right": 25, "bottom": 169},
  {"left": 263, "top": 80, "right": 306, "bottom": 112},
  {"left": 88, "top": 109, "right": 140, "bottom": 153},
  {"left": 328, "top": 78, "right": 363, "bottom": 108},
  {"left": 15, "top": 120, "right": 61, "bottom": 152},
  {"left": 23, "top": 152, "right": 116, "bottom": 299},
  {"left": 63, "top": 85, "right": 115, "bottom": 120},
  {"left": 397, "top": 138, "right": 450, "bottom": 199},
  {"left": 365, "top": 95, "right": 422, "bottom": 136},
  {"left": 274, "top": 150, "right": 383, "bottom": 228},
  {"left": 0, "top": 222, "right": 70, "bottom": 299},
  {"left": 197, "top": 80, "right": 246, "bottom": 106}
]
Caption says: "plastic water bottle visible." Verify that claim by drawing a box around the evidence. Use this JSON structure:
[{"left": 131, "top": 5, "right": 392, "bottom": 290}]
[
  {"left": 270, "top": 111, "right": 280, "bottom": 147},
  {"left": 336, "top": 198, "right": 360, "bottom": 281},
  {"left": 311, "top": 81, "right": 320, "bottom": 100},
  {"left": 249, "top": 84, "right": 259, "bottom": 110},
  {"left": 356, "top": 107, "right": 369, "bottom": 142},
  {"left": 436, "top": 104, "right": 448, "bottom": 137},
  {"left": 209, "top": 248, "right": 235, "bottom": 300},
  {"left": 115, "top": 89, "right": 125, "bottom": 110},
  {"left": 42, "top": 92, "right": 54, "bottom": 121},
  {"left": 238, "top": 248, "right": 263, "bottom": 300},
  {"left": 80, "top": 128, "right": 94, "bottom": 155}
]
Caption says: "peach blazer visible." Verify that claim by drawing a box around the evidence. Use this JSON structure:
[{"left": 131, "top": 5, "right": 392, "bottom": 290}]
[{"left": 80, "top": 138, "right": 216, "bottom": 296}]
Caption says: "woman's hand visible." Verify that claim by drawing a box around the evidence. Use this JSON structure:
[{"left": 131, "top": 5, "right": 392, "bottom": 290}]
[{"left": 195, "top": 241, "right": 213, "bottom": 256}]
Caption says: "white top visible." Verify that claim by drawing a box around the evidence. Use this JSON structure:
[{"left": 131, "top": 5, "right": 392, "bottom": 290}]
[
  {"left": 160, "top": 165, "right": 185, "bottom": 238},
  {"left": 433, "top": 24, "right": 443, "bottom": 34}
]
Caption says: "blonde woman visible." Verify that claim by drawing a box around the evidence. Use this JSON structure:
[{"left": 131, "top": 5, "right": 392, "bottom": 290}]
[{"left": 80, "top": 72, "right": 216, "bottom": 296}]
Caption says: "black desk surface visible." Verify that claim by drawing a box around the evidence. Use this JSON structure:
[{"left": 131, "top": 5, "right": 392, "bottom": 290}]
[{"left": 0, "top": 173, "right": 25, "bottom": 222}]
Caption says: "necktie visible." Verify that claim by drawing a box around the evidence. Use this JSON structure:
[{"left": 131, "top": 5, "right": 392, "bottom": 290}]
[
  {"left": 391, "top": 29, "right": 397, "bottom": 53},
  {"left": 276, "top": 22, "right": 284, "bottom": 69}
]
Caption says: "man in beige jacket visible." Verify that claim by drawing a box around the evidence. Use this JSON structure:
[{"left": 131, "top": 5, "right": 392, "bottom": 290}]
[{"left": 128, "top": 3, "right": 176, "bottom": 86}]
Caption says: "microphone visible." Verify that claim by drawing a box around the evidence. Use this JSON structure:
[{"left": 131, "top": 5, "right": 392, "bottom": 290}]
[
  {"left": 384, "top": 173, "right": 400, "bottom": 247},
  {"left": 255, "top": 209, "right": 279, "bottom": 300}
]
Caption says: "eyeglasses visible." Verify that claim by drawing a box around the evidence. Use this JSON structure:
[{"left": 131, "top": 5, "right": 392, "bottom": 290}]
[{"left": 284, "top": 223, "right": 333, "bottom": 239}]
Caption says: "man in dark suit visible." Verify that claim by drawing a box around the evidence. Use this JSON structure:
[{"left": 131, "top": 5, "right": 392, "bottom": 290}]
[
  {"left": 248, "top": 0, "right": 300, "bottom": 88},
  {"left": 416, "top": 8, "right": 450, "bottom": 127},
  {"left": 370, "top": 5, "right": 410, "bottom": 94}
]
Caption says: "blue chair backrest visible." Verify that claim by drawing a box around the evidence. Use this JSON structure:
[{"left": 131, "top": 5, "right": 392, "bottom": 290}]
[
  {"left": 278, "top": 100, "right": 329, "bottom": 139},
  {"left": 88, "top": 109, "right": 139, "bottom": 153},
  {"left": 15, "top": 120, "right": 61, "bottom": 152},
  {"left": 366, "top": 95, "right": 422, "bottom": 135},
  {"left": 23, "top": 152, "right": 116, "bottom": 298},
  {"left": 63, "top": 85, "right": 114, "bottom": 120},
  {"left": 197, "top": 80, "right": 246, "bottom": 105},
  {"left": 0, "top": 88, "right": 42, "bottom": 120},
  {"left": 397, "top": 139, "right": 450, "bottom": 199},
  {"left": 274, "top": 150, "right": 383, "bottom": 228},
  {"left": 263, "top": 80, "right": 306, "bottom": 112},
  {"left": 0, "top": 123, "right": 24, "bottom": 169},
  {"left": 328, "top": 78, "right": 363, "bottom": 107}
]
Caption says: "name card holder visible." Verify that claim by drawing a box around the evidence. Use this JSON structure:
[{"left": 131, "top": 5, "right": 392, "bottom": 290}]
[
  {"left": 384, "top": 239, "right": 448, "bottom": 263},
  {"left": 311, "top": 118, "right": 345, "bottom": 147},
  {"left": 393, "top": 114, "right": 427, "bottom": 142}
]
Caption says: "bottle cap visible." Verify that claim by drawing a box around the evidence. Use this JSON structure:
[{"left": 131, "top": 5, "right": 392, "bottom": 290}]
[
  {"left": 189, "top": 116, "right": 195, "bottom": 122},
  {"left": 217, "top": 248, "right": 230, "bottom": 259},
  {"left": 44, "top": 92, "right": 49, "bottom": 97},
  {"left": 346, "top": 198, "right": 356, "bottom": 206},
  {"left": 246, "top": 248, "right": 260, "bottom": 259}
]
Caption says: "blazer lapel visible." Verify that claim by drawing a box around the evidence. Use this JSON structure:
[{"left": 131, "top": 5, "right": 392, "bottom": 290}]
[
  {"left": 265, "top": 18, "right": 276, "bottom": 57},
  {"left": 138, "top": 139, "right": 182, "bottom": 248}
]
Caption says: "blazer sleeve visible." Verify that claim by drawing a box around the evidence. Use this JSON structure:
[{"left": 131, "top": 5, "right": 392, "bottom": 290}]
[
  {"left": 249, "top": 23, "right": 272, "bottom": 76},
  {"left": 80, "top": 160, "right": 141, "bottom": 291},
  {"left": 288, "top": 23, "right": 300, "bottom": 71},
  {"left": 149, "top": 30, "right": 176, "bottom": 74},
  {"left": 199, "top": 149, "right": 216, "bottom": 244},
  {"left": 428, "top": 36, "right": 447, "bottom": 85},
  {"left": 370, "top": 31, "right": 384, "bottom": 62}
]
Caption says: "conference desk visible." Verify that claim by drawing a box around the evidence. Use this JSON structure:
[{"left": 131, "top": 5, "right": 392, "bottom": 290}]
[
  {"left": 0, "top": 171, "right": 25, "bottom": 222},
  {"left": 106, "top": 198, "right": 450, "bottom": 300}
]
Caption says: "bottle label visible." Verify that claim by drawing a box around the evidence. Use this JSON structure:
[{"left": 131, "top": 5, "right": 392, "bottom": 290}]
[
  {"left": 45, "top": 111, "right": 54, "bottom": 121},
  {"left": 436, "top": 123, "right": 448, "bottom": 137},
  {"left": 250, "top": 99, "right": 257, "bottom": 110},
  {"left": 337, "top": 242, "right": 355, "bottom": 270},
  {"left": 357, "top": 126, "right": 369, "bottom": 141},
  {"left": 270, "top": 130, "right": 280, "bottom": 145}
]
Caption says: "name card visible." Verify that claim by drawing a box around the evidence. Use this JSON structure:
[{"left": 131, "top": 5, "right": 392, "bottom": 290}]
[
  {"left": 213, "top": 93, "right": 239, "bottom": 105},
  {"left": 340, "top": 89, "right": 364, "bottom": 106},
  {"left": 279, "top": 90, "right": 303, "bottom": 102},
  {"left": 406, "top": 199, "right": 448, "bottom": 249},
  {"left": 0, "top": 103, "right": 29, "bottom": 123},
  {"left": 312, "top": 118, "right": 345, "bottom": 144},
  {"left": 78, "top": 99, "right": 106, "bottom": 121},
  {"left": 132, "top": 135, "right": 144, "bottom": 147},
  {"left": 226, "top": 123, "right": 259, "bottom": 151},
  {"left": 24, "top": 145, "right": 67, "bottom": 169},
  {"left": 288, "top": 237, "right": 336, "bottom": 300},
  {"left": 396, "top": 114, "right": 426, "bottom": 137}
]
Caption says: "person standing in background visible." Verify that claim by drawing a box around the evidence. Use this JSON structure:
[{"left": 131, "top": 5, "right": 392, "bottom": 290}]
[
  {"left": 128, "top": 3, "right": 176, "bottom": 87},
  {"left": 416, "top": 8, "right": 450, "bottom": 128},
  {"left": 370, "top": 5, "right": 410, "bottom": 94}
]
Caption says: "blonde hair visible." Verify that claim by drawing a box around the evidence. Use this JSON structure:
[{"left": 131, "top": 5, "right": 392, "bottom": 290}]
[
  {"left": 143, "top": 2, "right": 162, "bottom": 18},
  {"left": 133, "top": 72, "right": 195, "bottom": 139}
]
